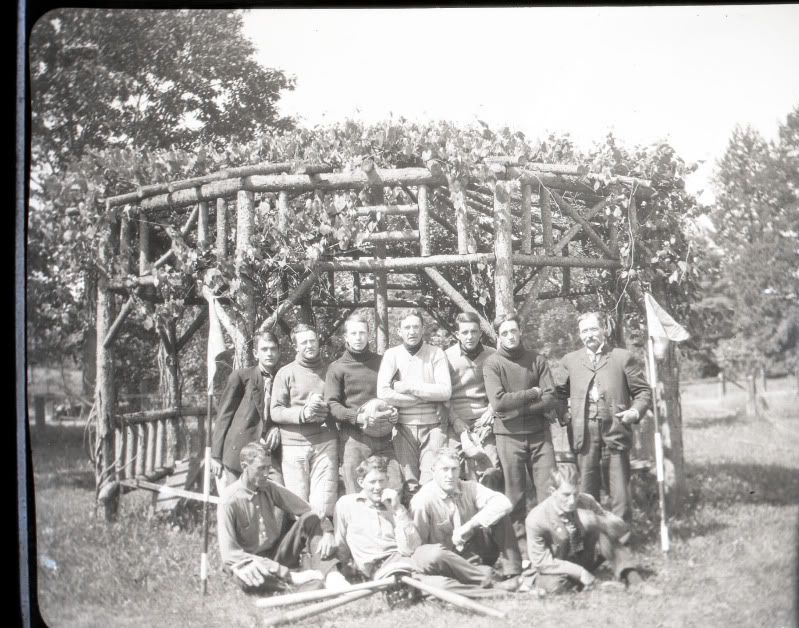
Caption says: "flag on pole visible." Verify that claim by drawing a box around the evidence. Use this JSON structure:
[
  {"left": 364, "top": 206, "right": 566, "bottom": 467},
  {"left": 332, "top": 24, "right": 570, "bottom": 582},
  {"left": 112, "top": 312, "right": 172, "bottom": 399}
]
[
  {"left": 206, "top": 295, "right": 227, "bottom": 393},
  {"left": 644, "top": 293, "right": 690, "bottom": 342}
]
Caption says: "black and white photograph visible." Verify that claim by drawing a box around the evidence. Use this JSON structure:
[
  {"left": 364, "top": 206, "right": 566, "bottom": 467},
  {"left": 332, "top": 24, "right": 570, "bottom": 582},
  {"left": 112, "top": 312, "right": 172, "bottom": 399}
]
[{"left": 21, "top": 6, "right": 799, "bottom": 627}]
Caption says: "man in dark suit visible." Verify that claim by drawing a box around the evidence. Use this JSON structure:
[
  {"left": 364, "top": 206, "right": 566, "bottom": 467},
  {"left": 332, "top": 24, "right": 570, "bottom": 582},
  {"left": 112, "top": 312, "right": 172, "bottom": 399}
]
[
  {"left": 211, "top": 330, "right": 284, "bottom": 492},
  {"left": 557, "top": 312, "right": 651, "bottom": 525}
]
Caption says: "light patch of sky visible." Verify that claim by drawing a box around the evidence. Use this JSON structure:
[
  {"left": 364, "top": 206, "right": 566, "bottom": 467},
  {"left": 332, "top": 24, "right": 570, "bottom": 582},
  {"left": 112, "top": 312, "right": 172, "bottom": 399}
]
[{"left": 243, "top": 6, "right": 799, "bottom": 204}]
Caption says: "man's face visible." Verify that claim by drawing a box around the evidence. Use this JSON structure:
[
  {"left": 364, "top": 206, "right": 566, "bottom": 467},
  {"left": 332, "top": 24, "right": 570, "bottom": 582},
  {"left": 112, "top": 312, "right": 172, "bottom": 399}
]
[
  {"left": 456, "top": 322, "right": 481, "bottom": 352},
  {"left": 398, "top": 315, "right": 423, "bottom": 346},
  {"left": 497, "top": 320, "right": 521, "bottom": 351},
  {"left": 344, "top": 321, "right": 370, "bottom": 353},
  {"left": 578, "top": 315, "right": 606, "bottom": 353},
  {"left": 433, "top": 456, "right": 460, "bottom": 494},
  {"left": 242, "top": 455, "right": 272, "bottom": 491},
  {"left": 254, "top": 338, "right": 280, "bottom": 371},
  {"left": 358, "top": 469, "right": 388, "bottom": 504},
  {"left": 552, "top": 480, "right": 578, "bottom": 513},
  {"left": 294, "top": 329, "right": 320, "bottom": 361}
]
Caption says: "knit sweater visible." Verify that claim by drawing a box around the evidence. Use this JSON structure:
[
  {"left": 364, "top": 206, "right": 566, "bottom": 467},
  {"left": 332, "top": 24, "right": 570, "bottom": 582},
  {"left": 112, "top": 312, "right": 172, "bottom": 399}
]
[
  {"left": 376, "top": 343, "right": 451, "bottom": 425},
  {"left": 483, "top": 345, "right": 556, "bottom": 436},
  {"left": 270, "top": 356, "right": 337, "bottom": 446},
  {"left": 445, "top": 343, "right": 496, "bottom": 424},
  {"left": 325, "top": 348, "right": 382, "bottom": 425}
]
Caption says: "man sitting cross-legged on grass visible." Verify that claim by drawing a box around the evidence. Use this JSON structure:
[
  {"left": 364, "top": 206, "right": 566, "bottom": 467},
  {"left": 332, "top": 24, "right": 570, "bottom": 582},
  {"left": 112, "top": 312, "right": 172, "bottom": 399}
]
[
  {"left": 525, "top": 464, "right": 644, "bottom": 594},
  {"left": 410, "top": 448, "right": 524, "bottom": 592},
  {"left": 217, "top": 442, "right": 348, "bottom": 595},
  {"left": 335, "top": 455, "right": 516, "bottom": 597}
]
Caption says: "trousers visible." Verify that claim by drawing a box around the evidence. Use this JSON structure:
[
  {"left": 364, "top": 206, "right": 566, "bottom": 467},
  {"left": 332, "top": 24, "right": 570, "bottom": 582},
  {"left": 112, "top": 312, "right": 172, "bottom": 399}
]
[
  {"left": 340, "top": 429, "right": 403, "bottom": 494},
  {"left": 392, "top": 423, "right": 447, "bottom": 485},
  {"left": 281, "top": 438, "right": 339, "bottom": 518},
  {"left": 577, "top": 419, "right": 632, "bottom": 523}
]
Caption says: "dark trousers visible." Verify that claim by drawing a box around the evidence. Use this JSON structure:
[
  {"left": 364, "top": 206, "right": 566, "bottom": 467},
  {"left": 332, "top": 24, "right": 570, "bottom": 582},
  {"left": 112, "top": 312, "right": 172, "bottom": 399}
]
[
  {"left": 340, "top": 430, "right": 403, "bottom": 494},
  {"left": 496, "top": 431, "right": 556, "bottom": 557},
  {"left": 578, "top": 420, "right": 632, "bottom": 524},
  {"left": 235, "top": 511, "right": 337, "bottom": 594},
  {"left": 535, "top": 527, "right": 635, "bottom": 593}
]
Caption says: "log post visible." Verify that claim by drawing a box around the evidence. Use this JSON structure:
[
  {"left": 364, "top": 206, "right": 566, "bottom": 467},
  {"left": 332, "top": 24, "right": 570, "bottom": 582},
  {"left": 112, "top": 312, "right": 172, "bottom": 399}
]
[
  {"left": 452, "top": 181, "right": 469, "bottom": 255},
  {"left": 659, "top": 343, "right": 686, "bottom": 513},
  {"left": 95, "top": 211, "right": 119, "bottom": 520},
  {"left": 418, "top": 184, "right": 430, "bottom": 256},
  {"left": 139, "top": 214, "right": 151, "bottom": 274},
  {"left": 119, "top": 208, "right": 132, "bottom": 274},
  {"left": 278, "top": 190, "right": 290, "bottom": 233},
  {"left": 540, "top": 185, "right": 554, "bottom": 254},
  {"left": 236, "top": 190, "right": 256, "bottom": 367},
  {"left": 135, "top": 424, "right": 146, "bottom": 478},
  {"left": 216, "top": 198, "right": 228, "bottom": 258},
  {"left": 370, "top": 183, "right": 389, "bottom": 354},
  {"left": 145, "top": 422, "right": 156, "bottom": 476},
  {"left": 198, "top": 201, "right": 209, "bottom": 246},
  {"left": 718, "top": 371, "right": 726, "bottom": 398},
  {"left": 34, "top": 395, "right": 46, "bottom": 430},
  {"left": 165, "top": 319, "right": 181, "bottom": 464},
  {"left": 493, "top": 181, "right": 514, "bottom": 317},
  {"left": 520, "top": 183, "right": 533, "bottom": 255},
  {"left": 746, "top": 374, "right": 759, "bottom": 418}
]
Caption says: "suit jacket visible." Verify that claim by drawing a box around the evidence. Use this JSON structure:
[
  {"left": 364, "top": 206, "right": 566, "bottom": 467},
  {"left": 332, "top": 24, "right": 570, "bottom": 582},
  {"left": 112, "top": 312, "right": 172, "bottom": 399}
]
[
  {"left": 557, "top": 346, "right": 651, "bottom": 452},
  {"left": 211, "top": 365, "right": 275, "bottom": 474}
]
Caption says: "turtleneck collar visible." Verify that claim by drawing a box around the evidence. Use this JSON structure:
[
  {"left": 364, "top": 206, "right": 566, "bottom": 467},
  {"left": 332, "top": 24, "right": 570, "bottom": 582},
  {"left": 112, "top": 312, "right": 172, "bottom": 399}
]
[
  {"left": 298, "top": 353, "right": 323, "bottom": 369},
  {"left": 404, "top": 341, "right": 424, "bottom": 356},
  {"left": 461, "top": 343, "right": 484, "bottom": 361},
  {"left": 345, "top": 346, "right": 373, "bottom": 362},
  {"left": 497, "top": 343, "right": 526, "bottom": 361}
]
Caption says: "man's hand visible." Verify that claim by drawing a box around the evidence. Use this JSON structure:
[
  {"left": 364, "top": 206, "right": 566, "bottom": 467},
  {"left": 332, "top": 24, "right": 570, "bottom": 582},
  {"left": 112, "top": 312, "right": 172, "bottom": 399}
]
[
  {"left": 210, "top": 458, "right": 223, "bottom": 478},
  {"left": 452, "top": 521, "right": 476, "bottom": 551},
  {"left": 232, "top": 558, "right": 274, "bottom": 588},
  {"left": 579, "top": 568, "right": 596, "bottom": 588},
  {"left": 393, "top": 380, "right": 411, "bottom": 394},
  {"left": 263, "top": 426, "right": 281, "bottom": 451},
  {"left": 387, "top": 405, "right": 399, "bottom": 425},
  {"left": 615, "top": 409, "right": 639, "bottom": 425},
  {"left": 450, "top": 417, "right": 469, "bottom": 436},
  {"left": 380, "top": 488, "right": 402, "bottom": 511},
  {"left": 290, "top": 569, "right": 323, "bottom": 585},
  {"left": 318, "top": 531, "right": 335, "bottom": 559},
  {"left": 528, "top": 386, "right": 542, "bottom": 400}
]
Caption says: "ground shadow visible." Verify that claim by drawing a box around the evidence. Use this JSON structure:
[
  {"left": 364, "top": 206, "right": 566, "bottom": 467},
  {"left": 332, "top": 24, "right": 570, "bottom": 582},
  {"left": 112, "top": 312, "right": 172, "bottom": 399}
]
[{"left": 683, "top": 412, "right": 743, "bottom": 429}]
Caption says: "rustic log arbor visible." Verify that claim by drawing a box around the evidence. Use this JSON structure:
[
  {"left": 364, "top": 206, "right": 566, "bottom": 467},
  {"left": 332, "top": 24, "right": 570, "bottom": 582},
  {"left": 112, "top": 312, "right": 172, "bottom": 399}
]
[{"left": 94, "top": 156, "right": 683, "bottom": 519}]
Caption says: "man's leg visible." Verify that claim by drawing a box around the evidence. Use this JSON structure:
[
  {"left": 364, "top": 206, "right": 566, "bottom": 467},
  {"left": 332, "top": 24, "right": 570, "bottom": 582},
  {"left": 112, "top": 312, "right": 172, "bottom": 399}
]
[
  {"left": 269, "top": 511, "right": 338, "bottom": 576},
  {"left": 607, "top": 448, "right": 633, "bottom": 524},
  {"left": 577, "top": 421, "right": 602, "bottom": 501},
  {"left": 341, "top": 434, "right": 369, "bottom": 495},
  {"left": 373, "top": 438, "right": 404, "bottom": 491},
  {"left": 418, "top": 424, "right": 448, "bottom": 485},
  {"left": 462, "top": 514, "right": 522, "bottom": 577},
  {"left": 529, "top": 432, "right": 556, "bottom": 507},
  {"left": 392, "top": 424, "right": 422, "bottom": 483},
  {"left": 411, "top": 544, "right": 492, "bottom": 587},
  {"left": 479, "top": 434, "right": 504, "bottom": 491},
  {"left": 495, "top": 433, "right": 528, "bottom": 553},
  {"left": 309, "top": 437, "right": 339, "bottom": 518},
  {"left": 280, "top": 444, "right": 312, "bottom": 502}
]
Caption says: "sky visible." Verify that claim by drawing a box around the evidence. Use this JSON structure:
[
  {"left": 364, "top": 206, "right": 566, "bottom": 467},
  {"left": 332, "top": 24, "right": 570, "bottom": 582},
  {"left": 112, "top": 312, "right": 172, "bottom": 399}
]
[{"left": 243, "top": 6, "right": 799, "bottom": 204}]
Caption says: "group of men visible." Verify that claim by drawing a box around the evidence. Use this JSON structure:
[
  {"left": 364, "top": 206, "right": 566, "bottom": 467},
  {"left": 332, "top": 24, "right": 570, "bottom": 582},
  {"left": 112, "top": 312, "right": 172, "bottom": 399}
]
[{"left": 211, "top": 308, "right": 652, "bottom": 596}]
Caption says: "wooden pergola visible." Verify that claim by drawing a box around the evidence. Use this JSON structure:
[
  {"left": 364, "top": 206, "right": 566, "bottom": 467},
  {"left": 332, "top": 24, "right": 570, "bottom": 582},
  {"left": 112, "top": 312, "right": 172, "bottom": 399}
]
[{"left": 95, "top": 156, "right": 660, "bottom": 518}]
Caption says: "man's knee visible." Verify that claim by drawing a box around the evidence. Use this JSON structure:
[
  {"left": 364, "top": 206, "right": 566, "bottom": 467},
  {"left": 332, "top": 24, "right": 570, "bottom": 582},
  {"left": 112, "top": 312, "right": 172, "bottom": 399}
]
[
  {"left": 535, "top": 573, "right": 574, "bottom": 594},
  {"left": 411, "top": 544, "right": 448, "bottom": 572},
  {"left": 297, "top": 510, "right": 322, "bottom": 533}
]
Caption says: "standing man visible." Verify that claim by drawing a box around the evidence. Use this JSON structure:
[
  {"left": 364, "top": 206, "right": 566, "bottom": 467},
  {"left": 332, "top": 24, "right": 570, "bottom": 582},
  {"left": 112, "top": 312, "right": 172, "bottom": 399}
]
[
  {"left": 410, "top": 448, "right": 522, "bottom": 590},
  {"left": 377, "top": 309, "right": 452, "bottom": 485},
  {"left": 271, "top": 324, "right": 338, "bottom": 519},
  {"left": 211, "top": 330, "right": 283, "bottom": 492},
  {"left": 444, "top": 312, "right": 502, "bottom": 489},
  {"left": 326, "top": 313, "right": 402, "bottom": 494},
  {"left": 217, "top": 442, "right": 343, "bottom": 594},
  {"left": 483, "top": 312, "right": 558, "bottom": 554},
  {"left": 557, "top": 312, "right": 651, "bottom": 525},
  {"left": 525, "top": 465, "right": 643, "bottom": 594}
]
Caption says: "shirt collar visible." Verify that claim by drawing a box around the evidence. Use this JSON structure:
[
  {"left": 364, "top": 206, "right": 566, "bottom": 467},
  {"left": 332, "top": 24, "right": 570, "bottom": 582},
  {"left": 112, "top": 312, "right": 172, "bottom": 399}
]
[
  {"left": 355, "top": 492, "right": 386, "bottom": 509},
  {"left": 585, "top": 343, "right": 605, "bottom": 360},
  {"left": 236, "top": 479, "right": 259, "bottom": 502},
  {"left": 435, "top": 481, "right": 463, "bottom": 500}
]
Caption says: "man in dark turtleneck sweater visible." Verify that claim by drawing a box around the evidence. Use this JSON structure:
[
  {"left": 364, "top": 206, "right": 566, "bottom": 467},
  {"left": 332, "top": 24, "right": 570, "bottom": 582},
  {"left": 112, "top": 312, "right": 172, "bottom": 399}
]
[
  {"left": 483, "top": 312, "right": 557, "bottom": 558},
  {"left": 326, "top": 314, "right": 402, "bottom": 494},
  {"left": 271, "top": 324, "right": 338, "bottom": 519}
]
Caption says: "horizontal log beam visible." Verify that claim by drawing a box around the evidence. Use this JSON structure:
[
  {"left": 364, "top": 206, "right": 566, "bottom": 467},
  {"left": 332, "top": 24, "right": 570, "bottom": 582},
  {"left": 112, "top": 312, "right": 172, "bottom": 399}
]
[
  {"left": 289, "top": 253, "right": 495, "bottom": 272},
  {"left": 358, "top": 282, "right": 420, "bottom": 291},
  {"left": 118, "top": 405, "right": 206, "bottom": 425},
  {"left": 120, "top": 478, "right": 219, "bottom": 505},
  {"left": 105, "top": 162, "right": 333, "bottom": 207},
  {"left": 485, "top": 156, "right": 589, "bottom": 175},
  {"left": 355, "top": 204, "right": 418, "bottom": 217},
  {"left": 310, "top": 299, "right": 420, "bottom": 309},
  {"left": 513, "top": 253, "right": 621, "bottom": 269},
  {"left": 513, "top": 286, "right": 597, "bottom": 301},
  {"left": 356, "top": 230, "right": 419, "bottom": 244},
  {"left": 138, "top": 168, "right": 447, "bottom": 211}
]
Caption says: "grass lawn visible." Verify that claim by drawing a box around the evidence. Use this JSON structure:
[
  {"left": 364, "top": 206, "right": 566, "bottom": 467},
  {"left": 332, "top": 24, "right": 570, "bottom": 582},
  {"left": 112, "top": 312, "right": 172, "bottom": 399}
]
[{"left": 30, "top": 378, "right": 798, "bottom": 627}]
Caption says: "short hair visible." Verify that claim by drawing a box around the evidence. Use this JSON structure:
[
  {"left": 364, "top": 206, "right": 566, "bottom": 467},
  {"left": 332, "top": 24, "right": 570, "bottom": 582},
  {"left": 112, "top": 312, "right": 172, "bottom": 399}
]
[
  {"left": 399, "top": 308, "right": 424, "bottom": 326},
  {"left": 355, "top": 455, "right": 389, "bottom": 481},
  {"left": 577, "top": 311, "right": 606, "bottom": 329},
  {"left": 550, "top": 464, "right": 580, "bottom": 489},
  {"left": 252, "top": 330, "right": 280, "bottom": 350},
  {"left": 290, "top": 323, "right": 318, "bottom": 345},
  {"left": 455, "top": 312, "right": 481, "bottom": 328},
  {"left": 240, "top": 441, "right": 271, "bottom": 468},
  {"left": 344, "top": 313, "right": 370, "bottom": 333},
  {"left": 432, "top": 447, "right": 461, "bottom": 467},
  {"left": 493, "top": 311, "right": 520, "bottom": 334}
]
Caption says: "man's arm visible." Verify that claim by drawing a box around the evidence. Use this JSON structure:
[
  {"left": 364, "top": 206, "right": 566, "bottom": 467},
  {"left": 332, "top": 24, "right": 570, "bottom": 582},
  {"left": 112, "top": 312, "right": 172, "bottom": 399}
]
[
  {"left": 528, "top": 356, "right": 558, "bottom": 414},
  {"left": 333, "top": 498, "right": 352, "bottom": 564},
  {"left": 401, "top": 348, "right": 452, "bottom": 401},
  {"left": 376, "top": 350, "right": 417, "bottom": 407},
  {"left": 467, "top": 482, "right": 512, "bottom": 529},
  {"left": 216, "top": 499, "right": 287, "bottom": 578},
  {"left": 393, "top": 505, "right": 422, "bottom": 555},
  {"left": 409, "top": 493, "right": 433, "bottom": 544},
  {"left": 325, "top": 363, "right": 357, "bottom": 424},
  {"left": 624, "top": 352, "right": 652, "bottom": 422},
  {"left": 483, "top": 359, "right": 540, "bottom": 413},
  {"left": 269, "top": 368, "right": 304, "bottom": 424},
  {"left": 211, "top": 370, "right": 244, "bottom": 461},
  {"left": 525, "top": 512, "right": 585, "bottom": 580}
]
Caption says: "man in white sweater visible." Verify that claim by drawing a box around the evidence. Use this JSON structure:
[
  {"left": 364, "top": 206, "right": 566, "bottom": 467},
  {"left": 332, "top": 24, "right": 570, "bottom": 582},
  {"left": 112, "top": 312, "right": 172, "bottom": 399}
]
[{"left": 377, "top": 309, "right": 451, "bottom": 485}]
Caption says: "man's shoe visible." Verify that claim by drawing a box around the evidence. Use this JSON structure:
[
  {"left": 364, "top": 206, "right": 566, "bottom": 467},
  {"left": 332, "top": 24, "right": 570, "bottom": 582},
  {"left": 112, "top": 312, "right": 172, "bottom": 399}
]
[
  {"left": 492, "top": 575, "right": 521, "bottom": 592},
  {"left": 324, "top": 570, "right": 350, "bottom": 591}
]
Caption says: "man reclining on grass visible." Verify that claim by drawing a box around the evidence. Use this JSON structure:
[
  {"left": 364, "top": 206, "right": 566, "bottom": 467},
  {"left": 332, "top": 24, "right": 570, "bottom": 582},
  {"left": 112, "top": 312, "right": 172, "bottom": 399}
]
[
  {"left": 525, "top": 464, "right": 646, "bottom": 594},
  {"left": 217, "top": 442, "right": 348, "bottom": 595},
  {"left": 334, "top": 455, "right": 519, "bottom": 597}
]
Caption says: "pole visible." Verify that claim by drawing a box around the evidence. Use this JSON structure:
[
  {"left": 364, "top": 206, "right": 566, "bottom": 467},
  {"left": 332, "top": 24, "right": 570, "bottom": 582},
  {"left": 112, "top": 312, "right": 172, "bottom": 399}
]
[
  {"left": 399, "top": 576, "right": 506, "bottom": 618},
  {"left": 255, "top": 577, "right": 396, "bottom": 609},
  {"left": 262, "top": 588, "right": 378, "bottom": 627},
  {"left": 647, "top": 335, "right": 670, "bottom": 553},
  {"left": 200, "top": 391, "right": 213, "bottom": 594}
]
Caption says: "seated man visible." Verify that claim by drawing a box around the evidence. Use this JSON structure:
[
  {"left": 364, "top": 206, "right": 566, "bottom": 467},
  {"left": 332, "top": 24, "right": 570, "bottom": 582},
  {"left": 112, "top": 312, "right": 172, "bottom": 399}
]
[
  {"left": 410, "top": 448, "right": 523, "bottom": 591},
  {"left": 216, "top": 442, "right": 345, "bottom": 594},
  {"left": 336, "top": 455, "right": 514, "bottom": 597},
  {"left": 525, "top": 465, "right": 644, "bottom": 594}
]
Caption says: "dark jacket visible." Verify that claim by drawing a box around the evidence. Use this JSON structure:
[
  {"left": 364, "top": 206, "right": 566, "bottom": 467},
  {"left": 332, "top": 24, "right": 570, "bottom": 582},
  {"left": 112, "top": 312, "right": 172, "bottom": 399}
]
[{"left": 557, "top": 346, "right": 651, "bottom": 452}]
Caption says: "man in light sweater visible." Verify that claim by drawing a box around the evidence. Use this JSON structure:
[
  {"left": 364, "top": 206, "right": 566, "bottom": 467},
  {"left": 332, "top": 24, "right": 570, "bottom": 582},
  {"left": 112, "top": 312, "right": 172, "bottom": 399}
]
[
  {"left": 444, "top": 312, "right": 502, "bottom": 489},
  {"left": 326, "top": 313, "right": 402, "bottom": 494},
  {"left": 271, "top": 324, "right": 338, "bottom": 518},
  {"left": 377, "top": 309, "right": 452, "bottom": 485},
  {"left": 483, "top": 312, "right": 558, "bottom": 556}
]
